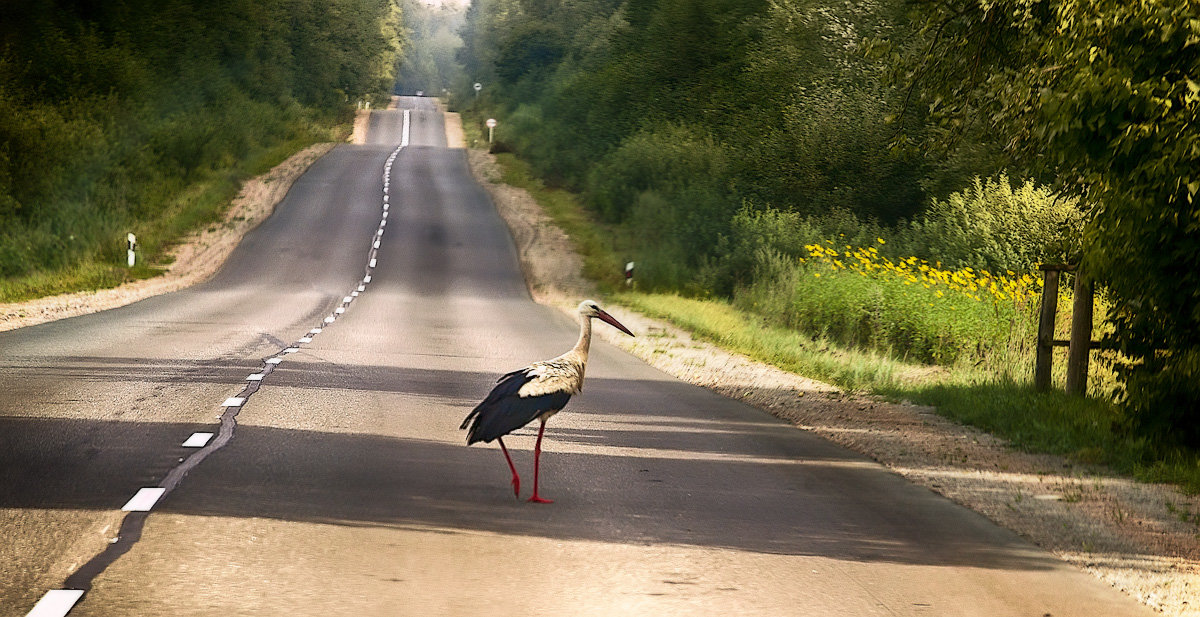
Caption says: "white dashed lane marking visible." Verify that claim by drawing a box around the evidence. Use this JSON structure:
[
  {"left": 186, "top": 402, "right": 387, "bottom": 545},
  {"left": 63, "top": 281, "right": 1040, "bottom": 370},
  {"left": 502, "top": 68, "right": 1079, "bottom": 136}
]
[
  {"left": 182, "top": 433, "right": 214, "bottom": 448},
  {"left": 26, "top": 590, "right": 84, "bottom": 617},
  {"left": 121, "top": 488, "right": 166, "bottom": 512},
  {"left": 30, "top": 110, "right": 412, "bottom": 617}
]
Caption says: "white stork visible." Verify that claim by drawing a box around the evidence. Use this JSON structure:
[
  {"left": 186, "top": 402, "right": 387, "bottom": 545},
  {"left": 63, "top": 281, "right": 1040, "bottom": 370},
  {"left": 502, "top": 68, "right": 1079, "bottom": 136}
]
[{"left": 461, "top": 300, "right": 634, "bottom": 503}]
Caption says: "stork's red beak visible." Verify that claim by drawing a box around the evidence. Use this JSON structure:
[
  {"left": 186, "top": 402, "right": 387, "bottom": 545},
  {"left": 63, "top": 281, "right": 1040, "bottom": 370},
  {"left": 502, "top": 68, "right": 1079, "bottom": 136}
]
[{"left": 596, "top": 309, "right": 634, "bottom": 336}]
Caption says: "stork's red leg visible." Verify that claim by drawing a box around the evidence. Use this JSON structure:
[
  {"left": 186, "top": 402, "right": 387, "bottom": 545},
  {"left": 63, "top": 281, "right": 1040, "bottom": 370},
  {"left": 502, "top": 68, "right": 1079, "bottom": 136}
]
[
  {"left": 496, "top": 437, "right": 520, "bottom": 498},
  {"left": 528, "top": 418, "right": 553, "bottom": 504}
]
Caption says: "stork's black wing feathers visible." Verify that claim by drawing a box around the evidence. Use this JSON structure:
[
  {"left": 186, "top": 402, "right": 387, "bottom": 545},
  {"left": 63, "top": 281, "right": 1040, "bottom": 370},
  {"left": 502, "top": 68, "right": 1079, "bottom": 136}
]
[{"left": 461, "top": 368, "right": 572, "bottom": 444}]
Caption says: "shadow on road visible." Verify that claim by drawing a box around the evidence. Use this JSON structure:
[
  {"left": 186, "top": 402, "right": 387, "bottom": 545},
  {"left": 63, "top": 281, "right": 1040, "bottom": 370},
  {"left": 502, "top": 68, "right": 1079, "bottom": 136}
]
[{"left": 0, "top": 359, "right": 1067, "bottom": 572}]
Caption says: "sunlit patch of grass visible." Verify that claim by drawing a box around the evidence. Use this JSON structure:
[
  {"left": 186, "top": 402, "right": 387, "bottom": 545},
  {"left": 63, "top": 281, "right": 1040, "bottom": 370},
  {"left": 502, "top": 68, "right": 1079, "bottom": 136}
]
[{"left": 616, "top": 292, "right": 907, "bottom": 392}]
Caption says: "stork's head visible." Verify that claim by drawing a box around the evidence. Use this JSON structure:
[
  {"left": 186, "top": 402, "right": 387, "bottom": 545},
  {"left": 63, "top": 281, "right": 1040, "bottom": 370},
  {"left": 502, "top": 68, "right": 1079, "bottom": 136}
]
[{"left": 578, "top": 300, "right": 634, "bottom": 336}]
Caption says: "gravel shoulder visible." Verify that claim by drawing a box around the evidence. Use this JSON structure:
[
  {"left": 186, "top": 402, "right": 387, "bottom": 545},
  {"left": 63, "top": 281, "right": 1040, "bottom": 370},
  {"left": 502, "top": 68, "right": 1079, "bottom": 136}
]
[{"left": 465, "top": 146, "right": 1200, "bottom": 616}]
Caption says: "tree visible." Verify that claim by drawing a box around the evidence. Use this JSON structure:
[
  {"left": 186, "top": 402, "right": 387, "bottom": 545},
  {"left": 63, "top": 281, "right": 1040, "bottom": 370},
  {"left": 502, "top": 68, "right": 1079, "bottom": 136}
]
[{"left": 899, "top": 0, "right": 1200, "bottom": 444}]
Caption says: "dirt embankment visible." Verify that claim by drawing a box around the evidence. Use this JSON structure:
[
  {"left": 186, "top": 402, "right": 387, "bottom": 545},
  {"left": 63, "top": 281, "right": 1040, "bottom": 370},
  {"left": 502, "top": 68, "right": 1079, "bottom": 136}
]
[{"left": 466, "top": 147, "right": 1200, "bottom": 617}]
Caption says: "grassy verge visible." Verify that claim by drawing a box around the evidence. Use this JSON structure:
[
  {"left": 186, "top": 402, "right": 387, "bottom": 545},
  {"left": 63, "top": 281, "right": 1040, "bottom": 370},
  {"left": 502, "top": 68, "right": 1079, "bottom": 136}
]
[
  {"left": 478, "top": 143, "right": 1200, "bottom": 494},
  {"left": 0, "top": 132, "right": 335, "bottom": 303}
]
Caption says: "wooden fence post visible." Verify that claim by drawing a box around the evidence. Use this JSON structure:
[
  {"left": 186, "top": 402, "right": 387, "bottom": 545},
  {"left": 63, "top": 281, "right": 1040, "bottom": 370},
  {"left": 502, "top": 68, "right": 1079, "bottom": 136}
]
[
  {"left": 1065, "top": 273, "right": 1094, "bottom": 396},
  {"left": 1035, "top": 266, "right": 1062, "bottom": 392}
]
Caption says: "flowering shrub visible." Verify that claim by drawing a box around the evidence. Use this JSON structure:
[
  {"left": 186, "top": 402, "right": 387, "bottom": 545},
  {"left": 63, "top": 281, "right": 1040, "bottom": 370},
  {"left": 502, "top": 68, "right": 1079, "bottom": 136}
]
[
  {"left": 736, "top": 239, "right": 1044, "bottom": 367},
  {"left": 803, "top": 240, "right": 1042, "bottom": 304}
]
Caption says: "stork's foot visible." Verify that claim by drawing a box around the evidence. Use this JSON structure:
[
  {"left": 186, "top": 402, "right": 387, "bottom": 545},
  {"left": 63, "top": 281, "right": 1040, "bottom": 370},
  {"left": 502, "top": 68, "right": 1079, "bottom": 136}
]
[
  {"left": 527, "top": 495, "right": 553, "bottom": 504},
  {"left": 510, "top": 474, "right": 521, "bottom": 499}
]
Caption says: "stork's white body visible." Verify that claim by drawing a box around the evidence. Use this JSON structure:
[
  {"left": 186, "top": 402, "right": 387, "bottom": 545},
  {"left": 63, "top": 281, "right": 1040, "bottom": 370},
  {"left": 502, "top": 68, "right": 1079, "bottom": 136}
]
[{"left": 515, "top": 317, "right": 591, "bottom": 399}]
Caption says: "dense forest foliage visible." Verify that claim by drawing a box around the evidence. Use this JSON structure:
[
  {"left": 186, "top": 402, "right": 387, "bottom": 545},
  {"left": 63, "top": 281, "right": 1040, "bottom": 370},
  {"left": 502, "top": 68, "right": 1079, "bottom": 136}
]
[
  {"left": 453, "top": 0, "right": 1199, "bottom": 444},
  {"left": 0, "top": 0, "right": 401, "bottom": 289},
  {"left": 394, "top": 0, "right": 465, "bottom": 96}
]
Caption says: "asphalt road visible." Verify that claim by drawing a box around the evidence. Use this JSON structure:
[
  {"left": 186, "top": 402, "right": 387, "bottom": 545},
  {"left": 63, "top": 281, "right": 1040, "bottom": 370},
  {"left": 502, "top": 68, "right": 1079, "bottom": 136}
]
[{"left": 0, "top": 97, "right": 1154, "bottom": 616}]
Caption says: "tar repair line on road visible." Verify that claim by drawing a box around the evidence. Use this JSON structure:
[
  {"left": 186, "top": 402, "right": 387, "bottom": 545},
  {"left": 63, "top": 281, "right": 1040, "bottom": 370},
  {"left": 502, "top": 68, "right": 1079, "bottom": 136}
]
[{"left": 27, "top": 109, "right": 411, "bottom": 617}]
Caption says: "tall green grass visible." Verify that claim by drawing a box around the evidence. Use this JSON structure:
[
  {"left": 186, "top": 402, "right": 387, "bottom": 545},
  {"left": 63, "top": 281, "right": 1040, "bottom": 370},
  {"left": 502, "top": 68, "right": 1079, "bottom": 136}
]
[{"left": 617, "top": 292, "right": 908, "bottom": 391}]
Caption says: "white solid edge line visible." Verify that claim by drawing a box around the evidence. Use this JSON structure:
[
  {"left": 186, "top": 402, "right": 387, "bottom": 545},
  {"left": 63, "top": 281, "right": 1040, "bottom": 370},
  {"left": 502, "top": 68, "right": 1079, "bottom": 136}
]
[
  {"left": 122, "top": 487, "right": 166, "bottom": 512},
  {"left": 222, "top": 397, "right": 245, "bottom": 407},
  {"left": 26, "top": 589, "right": 85, "bottom": 617},
  {"left": 182, "top": 432, "right": 215, "bottom": 448}
]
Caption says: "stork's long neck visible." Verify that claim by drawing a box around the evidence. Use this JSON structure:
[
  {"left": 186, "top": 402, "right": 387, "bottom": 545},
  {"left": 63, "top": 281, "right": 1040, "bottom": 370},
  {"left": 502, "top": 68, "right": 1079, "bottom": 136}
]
[
  {"left": 571, "top": 315, "right": 592, "bottom": 361},
  {"left": 548, "top": 314, "right": 590, "bottom": 394}
]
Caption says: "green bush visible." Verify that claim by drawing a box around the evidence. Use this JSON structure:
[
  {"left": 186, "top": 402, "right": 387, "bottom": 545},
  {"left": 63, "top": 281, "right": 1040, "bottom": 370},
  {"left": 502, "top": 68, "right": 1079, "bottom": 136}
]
[
  {"left": 586, "top": 124, "right": 731, "bottom": 223},
  {"left": 1121, "top": 347, "right": 1200, "bottom": 448},
  {"left": 908, "top": 174, "right": 1084, "bottom": 272}
]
